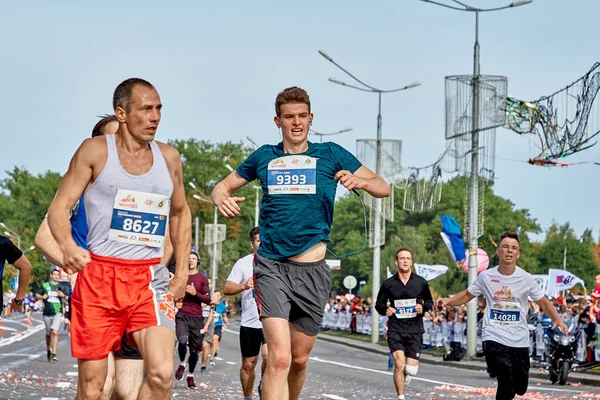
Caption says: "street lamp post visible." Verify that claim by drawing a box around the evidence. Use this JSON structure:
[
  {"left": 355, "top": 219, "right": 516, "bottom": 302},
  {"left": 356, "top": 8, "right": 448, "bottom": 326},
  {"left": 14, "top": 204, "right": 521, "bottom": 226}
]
[
  {"left": 319, "top": 49, "right": 420, "bottom": 344},
  {"left": 190, "top": 183, "right": 220, "bottom": 286},
  {"left": 417, "top": 0, "right": 533, "bottom": 359},
  {"left": 310, "top": 127, "right": 353, "bottom": 143}
]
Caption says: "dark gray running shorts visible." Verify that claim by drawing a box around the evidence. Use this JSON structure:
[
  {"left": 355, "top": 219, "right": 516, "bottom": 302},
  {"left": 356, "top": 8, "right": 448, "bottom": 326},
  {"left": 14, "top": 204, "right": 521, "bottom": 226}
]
[{"left": 254, "top": 254, "right": 331, "bottom": 336}]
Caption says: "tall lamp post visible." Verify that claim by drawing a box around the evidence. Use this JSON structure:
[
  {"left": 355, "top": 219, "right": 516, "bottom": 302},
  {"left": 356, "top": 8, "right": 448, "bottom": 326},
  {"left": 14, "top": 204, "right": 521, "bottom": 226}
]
[
  {"left": 310, "top": 127, "right": 353, "bottom": 143},
  {"left": 319, "top": 49, "right": 420, "bottom": 344},
  {"left": 189, "top": 183, "right": 219, "bottom": 287},
  {"left": 417, "top": 0, "right": 533, "bottom": 359}
]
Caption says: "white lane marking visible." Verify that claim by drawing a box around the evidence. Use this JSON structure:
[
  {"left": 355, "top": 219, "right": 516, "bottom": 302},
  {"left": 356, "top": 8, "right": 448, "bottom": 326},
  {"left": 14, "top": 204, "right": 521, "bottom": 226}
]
[
  {"left": 526, "top": 386, "right": 584, "bottom": 393},
  {"left": 0, "top": 353, "right": 40, "bottom": 358},
  {"left": 56, "top": 382, "right": 71, "bottom": 388},
  {"left": 215, "top": 357, "right": 224, "bottom": 361},
  {"left": 309, "top": 356, "right": 473, "bottom": 389},
  {"left": 223, "top": 328, "right": 240, "bottom": 335},
  {"left": 41, "top": 398, "right": 60, "bottom": 400},
  {"left": 73, "top": 364, "right": 78, "bottom": 368},
  {"left": 0, "top": 323, "right": 45, "bottom": 347},
  {"left": 67, "top": 371, "right": 78, "bottom": 376},
  {"left": 226, "top": 361, "right": 236, "bottom": 365},
  {"left": 322, "top": 395, "right": 348, "bottom": 400},
  {"left": 223, "top": 328, "right": 585, "bottom": 395},
  {"left": 0, "top": 326, "right": 18, "bottom": 332}
]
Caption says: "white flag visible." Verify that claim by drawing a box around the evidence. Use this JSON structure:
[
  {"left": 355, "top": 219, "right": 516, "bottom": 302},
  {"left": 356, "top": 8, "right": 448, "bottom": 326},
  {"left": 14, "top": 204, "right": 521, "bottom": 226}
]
[
  {"left": 414, "top": 264, "right": 449, "bottom": 281},
  {"left": 546, "top": 269, "right": 586, "bottom": 297},
  {"left": 387, "top": 267, "right": 394, "bottom": 279},
  {"left": 532, "top": 274, "right": 549, "bottom": 296}
]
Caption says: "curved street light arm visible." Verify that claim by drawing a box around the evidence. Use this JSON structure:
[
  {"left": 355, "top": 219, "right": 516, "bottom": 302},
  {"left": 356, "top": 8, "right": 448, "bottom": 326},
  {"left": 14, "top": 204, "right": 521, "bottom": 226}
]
[
  {"left": 379, "top": 82, "right": 422, "bottom": 93},
  {"left": 418, "top": 0, "right": 467, "bottom": 11},
  {"left": 420, "top": 0, "right": 531, "bottom": 12},
  {"left": 320, "top": 50, "right": 380, "bottom": 91},
  {"left": 310, "top": 128, "right": 353, "bottom": 136},
  {"left": 328, "top": 78, "right": 376, "bottom": 93}
]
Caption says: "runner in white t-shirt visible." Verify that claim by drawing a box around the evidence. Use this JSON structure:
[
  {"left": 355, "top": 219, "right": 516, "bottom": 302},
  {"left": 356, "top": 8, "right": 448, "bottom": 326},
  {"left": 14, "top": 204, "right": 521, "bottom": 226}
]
[
  {"left": 224, "top": 227, "right": 267, "bottom": 400},
  {"left": 440, "top": 232, "right": 567, "bottom": 400}
]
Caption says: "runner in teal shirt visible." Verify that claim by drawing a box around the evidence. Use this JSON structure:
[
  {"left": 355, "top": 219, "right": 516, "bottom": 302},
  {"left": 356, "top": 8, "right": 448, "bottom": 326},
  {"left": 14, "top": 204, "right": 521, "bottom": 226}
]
[
  {"left": 212, "top": 86, "right": 390, "bottom": 399},
  {"left": 236, "top": 141, "right": 362, "bottom": 260}
]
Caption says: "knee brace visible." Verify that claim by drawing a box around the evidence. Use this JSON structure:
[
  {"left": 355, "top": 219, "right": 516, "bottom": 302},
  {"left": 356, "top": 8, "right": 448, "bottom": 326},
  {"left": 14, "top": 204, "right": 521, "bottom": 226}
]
[
  {"left": 404, "top": 364, "right": 419, "bottom": 376},
  {"left": 178, "top": 335, "right": 189, "bottom": 346}
]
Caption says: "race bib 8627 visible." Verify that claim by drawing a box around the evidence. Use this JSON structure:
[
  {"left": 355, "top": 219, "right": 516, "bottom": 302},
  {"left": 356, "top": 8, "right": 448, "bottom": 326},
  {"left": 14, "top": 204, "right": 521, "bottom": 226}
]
[{"left": 108, "top": 189, "right": 170, "bottom": 248}]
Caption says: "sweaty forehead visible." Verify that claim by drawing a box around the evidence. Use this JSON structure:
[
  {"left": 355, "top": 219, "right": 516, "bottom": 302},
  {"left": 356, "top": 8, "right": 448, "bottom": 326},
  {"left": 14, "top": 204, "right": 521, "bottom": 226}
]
[
  {"left": 280, "top": 102, "right": 309, "bottom": 115},
  {"left": 500, "top": 238, "right": 520, "bottom": 248},
  {"left": 397, "top": 251, "right": 412, "bottom": 258},
  {"left": 131, "top": 85, "right": 161, "bottom": 105}
]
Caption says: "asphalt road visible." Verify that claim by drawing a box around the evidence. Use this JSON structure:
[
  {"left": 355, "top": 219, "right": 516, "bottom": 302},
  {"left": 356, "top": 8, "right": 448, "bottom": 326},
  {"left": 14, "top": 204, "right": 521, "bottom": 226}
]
[{"left": 2, "top": 313, "right": 600, "bottom": 399}]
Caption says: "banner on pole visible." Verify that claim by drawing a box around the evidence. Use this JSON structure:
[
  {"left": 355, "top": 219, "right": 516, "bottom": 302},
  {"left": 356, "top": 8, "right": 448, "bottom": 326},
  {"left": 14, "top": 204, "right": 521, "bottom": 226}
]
[{"left": 546, "top": 269, "right": 585, "bottom": 297}]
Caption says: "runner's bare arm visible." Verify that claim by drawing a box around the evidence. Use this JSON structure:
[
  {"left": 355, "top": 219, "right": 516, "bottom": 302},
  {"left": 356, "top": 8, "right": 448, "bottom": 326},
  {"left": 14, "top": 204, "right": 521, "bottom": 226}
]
[
  {"left": 48, "top": 139, "right": 101, "bottom": 272},
  {"left": 159, "top": 143, "right": 192, "bottom": 301},
  {"left": 335, "top": 166, "right": 390, "bottom": 198},
  {"left": 536, "top": 296, "right": 569, "bottom": 334},
  {"left": 442, "top": 289, "right": 475, "bottom": 308},
  {"left": 211, "top": 171, "right": 250, "bottom": 218},
  {"left": 223, "top": 280, "right": 249, "bottom": 296},
  {"left": 12, "top": 255, "right": 32, "bottom": 302},
  {"left": 34, "top": 218, "right": 64, "bottom": 267},
  {"left": 160, "top": 230, "right": 173, "bottom": 266}
]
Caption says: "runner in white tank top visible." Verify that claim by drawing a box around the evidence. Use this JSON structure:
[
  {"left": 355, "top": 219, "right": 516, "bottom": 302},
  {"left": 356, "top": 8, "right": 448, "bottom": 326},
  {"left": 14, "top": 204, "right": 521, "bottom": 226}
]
[{"left": 47, "top": 78, "right": 192, "bottom": 400}]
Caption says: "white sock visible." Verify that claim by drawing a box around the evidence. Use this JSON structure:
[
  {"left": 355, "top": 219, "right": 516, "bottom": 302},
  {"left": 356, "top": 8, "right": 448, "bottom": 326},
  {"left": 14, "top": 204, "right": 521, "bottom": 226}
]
[
  {"left": 398, "top": 395, "right": 405, "bottom": 400},
  {"left": 187, "top": 373, "right": 194, "bottom": 379},
  {"left": 179, "top": 362, "right": 186, "bottom": 368}
]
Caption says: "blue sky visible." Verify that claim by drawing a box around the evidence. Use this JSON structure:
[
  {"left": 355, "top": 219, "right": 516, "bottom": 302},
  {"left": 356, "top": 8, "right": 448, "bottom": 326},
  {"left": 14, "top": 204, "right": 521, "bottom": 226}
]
[{"left": 1, "top": 0, "right": 598, "bottom": 242}]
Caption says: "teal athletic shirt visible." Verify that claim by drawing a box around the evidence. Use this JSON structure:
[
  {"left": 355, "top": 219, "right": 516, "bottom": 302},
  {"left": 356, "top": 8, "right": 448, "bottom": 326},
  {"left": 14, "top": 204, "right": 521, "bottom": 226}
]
[{"left": 236, "top": 141, "right": 362, "bottom": 260}]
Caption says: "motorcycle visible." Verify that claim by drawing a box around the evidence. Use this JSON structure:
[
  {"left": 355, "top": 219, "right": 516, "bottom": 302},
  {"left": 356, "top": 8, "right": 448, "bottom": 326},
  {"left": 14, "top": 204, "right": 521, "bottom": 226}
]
[{"left": 544, "top": 321, "right": 579, "bottom": 385}]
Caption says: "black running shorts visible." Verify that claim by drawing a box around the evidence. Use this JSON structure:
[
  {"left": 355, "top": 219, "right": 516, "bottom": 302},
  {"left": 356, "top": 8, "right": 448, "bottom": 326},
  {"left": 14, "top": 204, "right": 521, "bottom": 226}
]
[
  {"left": 387, "top": 331, "right": 423, "bottom": 360},
  {"left": 114, "top": 332, "right": 143, "bottom": 360},
  {"left": 175, "top": 313, "right": 205, "bottom": 353},
  {"left": 240, "top": 326, "right": 266, "bottom": 358}
]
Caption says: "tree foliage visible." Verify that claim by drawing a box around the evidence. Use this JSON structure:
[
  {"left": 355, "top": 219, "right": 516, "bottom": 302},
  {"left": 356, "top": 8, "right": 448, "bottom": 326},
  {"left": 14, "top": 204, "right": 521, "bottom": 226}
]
[{"left": 0, "top": 141, "right": 598, "bottom": 299}]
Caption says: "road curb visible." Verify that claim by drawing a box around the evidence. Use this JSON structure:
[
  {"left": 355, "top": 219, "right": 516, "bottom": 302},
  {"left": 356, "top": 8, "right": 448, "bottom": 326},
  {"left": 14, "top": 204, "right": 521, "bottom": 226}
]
[{"left": 317, "top": 333, "right": 600, "bottom": 387}]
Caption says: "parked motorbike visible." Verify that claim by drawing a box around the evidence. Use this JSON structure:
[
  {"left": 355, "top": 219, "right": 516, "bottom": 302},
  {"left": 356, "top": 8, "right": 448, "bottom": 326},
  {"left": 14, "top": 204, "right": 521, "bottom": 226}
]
[{"left": 544, "top": 321, "right": 579, "bottom": 385}]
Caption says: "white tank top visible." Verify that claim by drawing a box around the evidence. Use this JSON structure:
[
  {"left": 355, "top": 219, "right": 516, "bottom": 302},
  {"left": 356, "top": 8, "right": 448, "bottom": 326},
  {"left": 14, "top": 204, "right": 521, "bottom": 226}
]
[{"left": 84, "top": 134, "right": 173, "bottom": 260}]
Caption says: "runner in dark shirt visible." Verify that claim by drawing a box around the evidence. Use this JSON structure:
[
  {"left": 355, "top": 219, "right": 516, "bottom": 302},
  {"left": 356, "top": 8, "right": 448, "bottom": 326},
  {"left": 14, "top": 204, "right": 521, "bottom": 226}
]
[
  {"left": 174, "top": 249, "right": 211, "bottom": 389},
  {"left": 0, "top": 235, "right": 32, "bottom": 313},
  {"left": 376, "top": 248, "right": 433, "bottom": 400}
]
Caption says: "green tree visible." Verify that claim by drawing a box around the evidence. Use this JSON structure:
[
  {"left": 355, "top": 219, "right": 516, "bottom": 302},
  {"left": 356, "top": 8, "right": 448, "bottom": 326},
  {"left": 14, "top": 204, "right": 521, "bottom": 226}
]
[
  {"left": 536, "top": 223, "right": 597, "bottom": 291},
  {"left": 0, "top": 167, "right": 62, "bottom": 292},
  {"left": 170, "top": 139, "right": 258, "bottom": 288}
]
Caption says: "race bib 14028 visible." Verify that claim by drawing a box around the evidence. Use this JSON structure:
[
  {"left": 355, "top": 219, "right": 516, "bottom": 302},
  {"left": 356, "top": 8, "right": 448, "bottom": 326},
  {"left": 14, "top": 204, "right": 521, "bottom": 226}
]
[
  {"left": 109, "top": 189, "right": 170, "bottom": 248},
  {"left": 267, "top": 155, "right": 317, "bottom": 195},
  {"left": 489, "top": 301, "right": 521, "bottom": 327}
]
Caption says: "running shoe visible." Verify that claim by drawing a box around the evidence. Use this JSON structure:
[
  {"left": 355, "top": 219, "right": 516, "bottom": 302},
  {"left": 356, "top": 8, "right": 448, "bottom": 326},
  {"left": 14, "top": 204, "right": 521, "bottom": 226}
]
[
  {"left": 187, "top": 376, "right": 197, "bottom": 390},
  {"left": 175, "top": 364, "right": 185, "bottom": 381}
]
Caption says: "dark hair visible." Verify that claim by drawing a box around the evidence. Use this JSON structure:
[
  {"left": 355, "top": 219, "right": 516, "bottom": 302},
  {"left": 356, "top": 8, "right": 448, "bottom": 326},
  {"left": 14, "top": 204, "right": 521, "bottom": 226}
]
[
  {"left": 249, "top": 226, "right": 260, "bottom": 241},
  {"left": 113, "top": 78, "right": 154, "bottom": 112},
  {"left": 91, "top": 114, "right": 117, "bottom": 138},
  {"left": 275, "top": 86, "right": 311, "bottom": 118},
  {"left": 395, "top": 248, "right": 413, "bottom": 259},
  {"left": 499, "top": 231, "right": 520, "bottom": 246}
]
